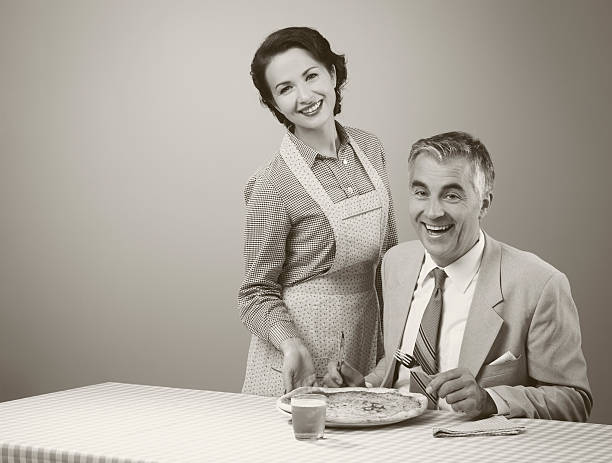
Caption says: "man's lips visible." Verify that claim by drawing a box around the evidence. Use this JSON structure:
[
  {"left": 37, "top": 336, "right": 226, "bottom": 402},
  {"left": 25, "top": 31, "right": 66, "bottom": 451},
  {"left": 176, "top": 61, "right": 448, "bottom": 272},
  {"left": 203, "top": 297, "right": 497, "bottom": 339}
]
[{"left": 423, "top": 223, "right": 454, "bottom": 236}]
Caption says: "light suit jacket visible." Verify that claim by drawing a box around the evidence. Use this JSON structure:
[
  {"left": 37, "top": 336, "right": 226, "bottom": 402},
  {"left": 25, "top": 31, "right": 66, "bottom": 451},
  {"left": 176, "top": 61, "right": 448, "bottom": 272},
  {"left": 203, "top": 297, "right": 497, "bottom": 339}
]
[{"left": 366, "top": 233, "right": 592, "bottom": 421}]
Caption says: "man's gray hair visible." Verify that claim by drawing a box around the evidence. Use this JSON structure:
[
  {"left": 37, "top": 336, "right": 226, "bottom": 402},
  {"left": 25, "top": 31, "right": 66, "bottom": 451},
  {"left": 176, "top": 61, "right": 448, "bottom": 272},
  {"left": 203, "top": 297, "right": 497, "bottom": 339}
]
[{"left": 408, "top": 131, "right": 495, "bottom": 198}]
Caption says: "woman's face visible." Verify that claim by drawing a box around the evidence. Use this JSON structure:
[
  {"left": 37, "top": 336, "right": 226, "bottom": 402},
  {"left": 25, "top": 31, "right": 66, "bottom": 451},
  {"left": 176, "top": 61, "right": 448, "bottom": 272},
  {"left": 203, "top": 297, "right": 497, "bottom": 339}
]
[{"left": 264, "top": 47, "right": 336, "bottom": 134}]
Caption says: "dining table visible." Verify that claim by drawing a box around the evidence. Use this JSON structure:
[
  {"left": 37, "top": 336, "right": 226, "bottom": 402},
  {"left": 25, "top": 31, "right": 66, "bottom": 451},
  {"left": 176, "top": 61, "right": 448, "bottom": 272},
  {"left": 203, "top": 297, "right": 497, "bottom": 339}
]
[{"left": 0, "top": 382, "right": 609, "bottom": 463}]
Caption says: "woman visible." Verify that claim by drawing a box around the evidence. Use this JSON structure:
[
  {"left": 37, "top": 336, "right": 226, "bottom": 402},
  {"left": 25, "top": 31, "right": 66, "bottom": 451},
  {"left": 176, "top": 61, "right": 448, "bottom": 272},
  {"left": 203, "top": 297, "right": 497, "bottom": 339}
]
[{"left": 239, "top": 26, "right": 398, "bottom": 396}]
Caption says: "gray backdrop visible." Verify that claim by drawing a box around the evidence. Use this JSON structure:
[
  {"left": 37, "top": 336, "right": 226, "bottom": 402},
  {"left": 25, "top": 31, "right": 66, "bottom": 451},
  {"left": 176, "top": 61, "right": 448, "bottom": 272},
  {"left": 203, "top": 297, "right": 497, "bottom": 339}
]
[{"left": 1, "top": 0, "right": 610, "bottom": 424}]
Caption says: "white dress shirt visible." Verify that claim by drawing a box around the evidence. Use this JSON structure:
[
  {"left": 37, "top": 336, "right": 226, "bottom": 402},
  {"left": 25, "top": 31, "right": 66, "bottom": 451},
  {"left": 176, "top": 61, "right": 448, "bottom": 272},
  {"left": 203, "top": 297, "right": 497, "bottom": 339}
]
[{"left": 395, "top": 230, "right": 508, "bottom": 414}]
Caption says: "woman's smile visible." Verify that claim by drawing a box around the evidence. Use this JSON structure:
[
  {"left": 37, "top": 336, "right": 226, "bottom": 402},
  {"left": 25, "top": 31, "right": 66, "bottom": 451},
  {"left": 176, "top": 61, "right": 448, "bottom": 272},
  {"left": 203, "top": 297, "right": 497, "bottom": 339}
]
[
  {"left": 265, "top": 47, "right": 337, "bottom": 133},
  {"left": 300, "top": 100, "right": 323, "bottom": 115}
]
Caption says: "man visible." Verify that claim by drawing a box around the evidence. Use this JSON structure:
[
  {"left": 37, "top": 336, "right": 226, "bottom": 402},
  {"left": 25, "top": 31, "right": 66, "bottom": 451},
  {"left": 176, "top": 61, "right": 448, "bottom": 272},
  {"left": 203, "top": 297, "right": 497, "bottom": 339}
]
[{"left": 325, "top": 131, "right": 592, "bottom": 421}]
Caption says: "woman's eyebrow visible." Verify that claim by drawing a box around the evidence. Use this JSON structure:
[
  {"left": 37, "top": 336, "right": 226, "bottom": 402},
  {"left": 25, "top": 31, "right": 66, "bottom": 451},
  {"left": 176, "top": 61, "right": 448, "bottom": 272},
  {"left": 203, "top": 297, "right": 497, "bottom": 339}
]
[
  {"left": 274, "top": 66, "right": 320, "bottom": 91},
  {"left": 301, "top": 66, "right": 319, "bottom": 76}
]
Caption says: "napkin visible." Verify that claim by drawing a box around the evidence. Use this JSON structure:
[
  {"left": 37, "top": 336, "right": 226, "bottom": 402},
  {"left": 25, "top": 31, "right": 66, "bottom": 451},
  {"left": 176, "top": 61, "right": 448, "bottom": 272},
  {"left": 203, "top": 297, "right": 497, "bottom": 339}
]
[{"left": 433, "top": 415, "right": 526, "bottom": 438}]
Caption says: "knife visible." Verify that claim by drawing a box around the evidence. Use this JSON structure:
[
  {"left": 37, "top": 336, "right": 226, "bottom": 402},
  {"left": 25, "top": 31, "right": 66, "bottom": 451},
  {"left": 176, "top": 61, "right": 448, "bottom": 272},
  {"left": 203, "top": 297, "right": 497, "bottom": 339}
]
[{"left": 337, "top": 331, "right": 345, "bottom": 370}]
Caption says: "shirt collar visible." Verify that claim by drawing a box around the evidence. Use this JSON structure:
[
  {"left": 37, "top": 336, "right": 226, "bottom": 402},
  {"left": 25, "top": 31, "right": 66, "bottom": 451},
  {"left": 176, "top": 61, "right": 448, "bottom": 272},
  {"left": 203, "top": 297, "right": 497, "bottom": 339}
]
[
  {"left": 420, "top": 229, "right": 486, "bottom": 293},
  {"left": 286, "top": 121, "right": 349, "bottom": 167}
]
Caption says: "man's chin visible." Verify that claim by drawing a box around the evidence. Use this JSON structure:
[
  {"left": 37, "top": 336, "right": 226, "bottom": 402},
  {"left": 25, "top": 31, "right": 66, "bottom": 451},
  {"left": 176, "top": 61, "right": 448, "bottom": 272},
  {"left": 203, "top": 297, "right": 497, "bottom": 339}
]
[
  {"left": 420, "top": 231, "right": 451, "bottom": 247},
  {"left": 420, "top": 236, "right": 453, "bottom": 261}
]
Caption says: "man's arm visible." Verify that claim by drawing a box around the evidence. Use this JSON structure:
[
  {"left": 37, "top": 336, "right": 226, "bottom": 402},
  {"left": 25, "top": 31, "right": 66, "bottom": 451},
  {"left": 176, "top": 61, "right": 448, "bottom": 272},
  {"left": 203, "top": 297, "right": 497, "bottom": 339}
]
[{"left": 488, "top": 272, "right": 592, "bottom": 421}]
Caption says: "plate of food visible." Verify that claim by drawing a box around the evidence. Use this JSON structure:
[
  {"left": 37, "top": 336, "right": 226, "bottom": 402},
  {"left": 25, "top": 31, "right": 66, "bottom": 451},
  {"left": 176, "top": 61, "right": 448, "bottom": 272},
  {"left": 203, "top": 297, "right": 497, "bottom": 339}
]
[{"left": 276, "top": 386, "right": 428, "bottom": 427}]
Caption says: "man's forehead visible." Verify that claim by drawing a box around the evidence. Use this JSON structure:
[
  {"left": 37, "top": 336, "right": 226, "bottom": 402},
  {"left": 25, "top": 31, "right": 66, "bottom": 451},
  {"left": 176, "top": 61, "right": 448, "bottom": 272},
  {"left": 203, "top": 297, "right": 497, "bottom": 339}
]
[{"left": 409, "top": 154, "right": 475, "bottom": 184}]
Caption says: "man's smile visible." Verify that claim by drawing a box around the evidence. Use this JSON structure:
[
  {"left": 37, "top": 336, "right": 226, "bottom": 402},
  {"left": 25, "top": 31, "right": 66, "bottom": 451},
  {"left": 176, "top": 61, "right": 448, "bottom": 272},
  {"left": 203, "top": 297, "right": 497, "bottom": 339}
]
[{"left": 423, "top": 223, "right": 454, "bottom": 237}]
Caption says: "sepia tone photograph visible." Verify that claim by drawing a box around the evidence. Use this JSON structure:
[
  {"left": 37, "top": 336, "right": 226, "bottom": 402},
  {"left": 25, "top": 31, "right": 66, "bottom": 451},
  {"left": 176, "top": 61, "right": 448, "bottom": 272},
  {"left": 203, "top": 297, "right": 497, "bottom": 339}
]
[{"left": 1, "top": 0, "right": 610, "bottom": 461}]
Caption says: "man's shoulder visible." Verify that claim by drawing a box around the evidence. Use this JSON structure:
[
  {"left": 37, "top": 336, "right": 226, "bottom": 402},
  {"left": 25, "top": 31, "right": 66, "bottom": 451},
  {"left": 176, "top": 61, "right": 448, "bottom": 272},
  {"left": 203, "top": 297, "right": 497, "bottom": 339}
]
[{"left": 491, "top": 236, "right": 566, "bottom": 288}]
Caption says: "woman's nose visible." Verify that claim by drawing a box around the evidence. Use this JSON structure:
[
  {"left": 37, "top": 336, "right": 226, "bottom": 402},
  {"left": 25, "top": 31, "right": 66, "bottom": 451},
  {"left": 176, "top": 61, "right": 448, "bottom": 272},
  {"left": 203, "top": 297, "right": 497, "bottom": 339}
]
[{"left": 296, "top": 83, "right": 313, "bottom": 102}]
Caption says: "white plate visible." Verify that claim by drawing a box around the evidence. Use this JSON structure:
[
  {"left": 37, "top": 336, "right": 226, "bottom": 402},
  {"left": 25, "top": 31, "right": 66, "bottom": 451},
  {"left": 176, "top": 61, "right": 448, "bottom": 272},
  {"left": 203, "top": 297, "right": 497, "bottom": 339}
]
[{"left": 276, "top": 386, "right": 427, "bottom": 428}]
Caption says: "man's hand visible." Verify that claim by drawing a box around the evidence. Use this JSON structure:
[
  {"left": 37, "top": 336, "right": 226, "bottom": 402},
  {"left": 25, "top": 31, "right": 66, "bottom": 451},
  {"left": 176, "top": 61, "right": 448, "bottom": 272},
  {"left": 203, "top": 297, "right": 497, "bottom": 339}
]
[
  {"left": 322, "top": 360, "right": 365, "bottom": 388},
  {"left": 426, "top": 368, "right": 497, "bottom": 419},
  {"left": 279, "top": 338, "right": 316, "bottom": 393}
]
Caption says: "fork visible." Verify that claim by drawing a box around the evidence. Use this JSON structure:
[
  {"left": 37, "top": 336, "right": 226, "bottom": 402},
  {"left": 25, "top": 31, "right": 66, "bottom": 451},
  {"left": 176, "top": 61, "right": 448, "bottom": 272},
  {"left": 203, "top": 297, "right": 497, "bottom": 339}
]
[{"left": 393, "top": 348, "right": 419, "bottom": 369}]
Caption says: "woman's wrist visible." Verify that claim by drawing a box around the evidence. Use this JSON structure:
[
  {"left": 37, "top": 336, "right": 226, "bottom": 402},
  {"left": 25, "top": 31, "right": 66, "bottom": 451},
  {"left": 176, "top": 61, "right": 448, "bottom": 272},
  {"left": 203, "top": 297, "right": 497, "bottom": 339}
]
[{"left": 279, "top": 337, "right": 306, "bottom": 356}]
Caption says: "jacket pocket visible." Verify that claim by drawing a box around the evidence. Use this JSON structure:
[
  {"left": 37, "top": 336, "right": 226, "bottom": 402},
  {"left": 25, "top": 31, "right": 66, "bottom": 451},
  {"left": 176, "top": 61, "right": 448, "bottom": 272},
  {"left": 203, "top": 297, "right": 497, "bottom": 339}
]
[{"left": 478, "top": 355, "right": 524, "bottom": 387}]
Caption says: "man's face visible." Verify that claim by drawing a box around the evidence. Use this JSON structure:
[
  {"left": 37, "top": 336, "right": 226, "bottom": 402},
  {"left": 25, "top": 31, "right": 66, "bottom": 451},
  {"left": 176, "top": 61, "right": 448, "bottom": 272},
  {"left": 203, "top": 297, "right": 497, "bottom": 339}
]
[{"left": 407, "top": 153, "right": 491, "bottom": 267}]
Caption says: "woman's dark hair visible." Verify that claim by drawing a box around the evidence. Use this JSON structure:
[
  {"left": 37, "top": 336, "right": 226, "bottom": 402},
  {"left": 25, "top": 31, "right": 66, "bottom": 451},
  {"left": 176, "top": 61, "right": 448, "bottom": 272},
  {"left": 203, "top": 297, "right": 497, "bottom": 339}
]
[{"left": 250, "top": 27, "right": 348, "bottom": 129}]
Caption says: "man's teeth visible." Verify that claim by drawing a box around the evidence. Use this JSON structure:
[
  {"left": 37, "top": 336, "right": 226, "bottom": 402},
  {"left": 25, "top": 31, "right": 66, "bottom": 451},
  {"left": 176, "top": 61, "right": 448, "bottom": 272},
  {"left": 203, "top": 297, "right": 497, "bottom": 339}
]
[
  {"left": 425, "top": 224, "right": 452, "bottom": 232},
  {"left": 302, "top": 101, "right": 322, "bottom": 114}
]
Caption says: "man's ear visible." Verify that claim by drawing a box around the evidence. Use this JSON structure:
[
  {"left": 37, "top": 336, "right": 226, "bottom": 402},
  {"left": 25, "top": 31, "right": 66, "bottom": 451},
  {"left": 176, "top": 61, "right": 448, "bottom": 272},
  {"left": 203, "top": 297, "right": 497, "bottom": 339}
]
[{"left": 479, "top": 193, "right": 493, "bottom": 220}]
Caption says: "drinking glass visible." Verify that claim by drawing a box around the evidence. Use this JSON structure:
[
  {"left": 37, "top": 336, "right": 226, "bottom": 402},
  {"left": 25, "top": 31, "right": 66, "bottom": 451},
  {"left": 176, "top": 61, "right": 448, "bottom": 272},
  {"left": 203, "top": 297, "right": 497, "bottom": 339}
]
[{"left": 290, "top": 394, "right": 327, "bottom": 440}]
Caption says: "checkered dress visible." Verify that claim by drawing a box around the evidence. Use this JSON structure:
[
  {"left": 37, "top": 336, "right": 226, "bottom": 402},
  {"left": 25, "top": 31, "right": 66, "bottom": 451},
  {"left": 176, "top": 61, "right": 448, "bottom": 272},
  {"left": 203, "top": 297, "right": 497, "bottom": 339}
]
[{"left": 238, "top": 123, "right": 398, "bottom": 352}]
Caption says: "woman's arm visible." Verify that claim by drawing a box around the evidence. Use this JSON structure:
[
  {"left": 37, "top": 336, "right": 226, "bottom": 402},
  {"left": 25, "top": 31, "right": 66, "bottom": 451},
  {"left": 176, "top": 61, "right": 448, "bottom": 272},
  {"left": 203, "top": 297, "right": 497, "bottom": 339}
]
[
  {"left": 239, "top": 173, "right": 317, "bottom": 391},
  {"left": 238, "top": 174, "right": 300, "bottom": 348}
]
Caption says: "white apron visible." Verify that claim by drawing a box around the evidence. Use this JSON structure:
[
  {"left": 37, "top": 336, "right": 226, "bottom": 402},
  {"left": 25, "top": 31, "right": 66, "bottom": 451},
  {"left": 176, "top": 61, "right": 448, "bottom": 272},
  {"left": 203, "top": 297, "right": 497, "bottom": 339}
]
[{"left": 242, "top": 133, "right": 390, "bottom": 396}]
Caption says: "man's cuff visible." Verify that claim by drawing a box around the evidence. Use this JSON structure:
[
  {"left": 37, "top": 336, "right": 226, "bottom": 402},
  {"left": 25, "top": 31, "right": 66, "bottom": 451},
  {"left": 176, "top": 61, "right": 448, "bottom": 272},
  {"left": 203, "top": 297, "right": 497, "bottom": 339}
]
[
  {"left": 485, "top": 387, "right": 510, "bottom": 416},
  {"left": 269, "top": 321, "right": 300, "bottom": 350}
]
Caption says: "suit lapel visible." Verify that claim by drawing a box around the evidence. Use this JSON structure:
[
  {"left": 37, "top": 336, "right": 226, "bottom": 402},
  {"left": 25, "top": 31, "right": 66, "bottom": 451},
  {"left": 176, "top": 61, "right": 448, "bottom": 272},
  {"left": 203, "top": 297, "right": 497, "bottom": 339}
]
[
  {"left": 382, "top": 244, "right": 424, "bottom": 386},
  {"left": 458, "top": 233, "right": 504, "bottom": 377}
]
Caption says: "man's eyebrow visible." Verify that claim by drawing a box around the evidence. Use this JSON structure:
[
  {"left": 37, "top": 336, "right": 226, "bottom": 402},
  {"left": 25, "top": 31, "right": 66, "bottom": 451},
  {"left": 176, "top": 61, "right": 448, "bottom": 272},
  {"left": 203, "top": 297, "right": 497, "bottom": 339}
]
[
  {"left": 410, "top": 180, "right": 467, "bottom": 192},
  {"left": 442, "top": 183, "right": 466, "bottom": 192}
]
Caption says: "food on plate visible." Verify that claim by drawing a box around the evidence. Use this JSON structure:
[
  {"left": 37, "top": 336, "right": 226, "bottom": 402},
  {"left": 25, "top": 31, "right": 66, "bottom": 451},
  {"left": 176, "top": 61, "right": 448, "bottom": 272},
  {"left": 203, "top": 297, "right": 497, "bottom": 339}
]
[{"left": 278, "top": 387, "right": 427, "bottom": 425}]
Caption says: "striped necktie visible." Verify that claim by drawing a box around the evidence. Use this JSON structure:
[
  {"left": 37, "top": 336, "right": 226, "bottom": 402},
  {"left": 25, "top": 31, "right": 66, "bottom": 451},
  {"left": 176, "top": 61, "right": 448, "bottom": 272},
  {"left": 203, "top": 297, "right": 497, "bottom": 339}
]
[{"left": 410, "top": 267, "right": 447, "bottom": 409}]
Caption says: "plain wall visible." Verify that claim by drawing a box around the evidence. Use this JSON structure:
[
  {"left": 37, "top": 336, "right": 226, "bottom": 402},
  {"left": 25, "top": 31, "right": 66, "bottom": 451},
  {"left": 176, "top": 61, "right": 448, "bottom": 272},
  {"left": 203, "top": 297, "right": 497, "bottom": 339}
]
[{"left": 1, "top": 0, "right": 610, "bottom": 424}]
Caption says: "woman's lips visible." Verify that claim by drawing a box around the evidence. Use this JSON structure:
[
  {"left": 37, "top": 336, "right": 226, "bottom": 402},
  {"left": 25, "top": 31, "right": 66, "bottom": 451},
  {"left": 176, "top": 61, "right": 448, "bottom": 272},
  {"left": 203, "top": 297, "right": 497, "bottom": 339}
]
[{"left": 300, "top": 100, "right": 322, "bottom": 115}]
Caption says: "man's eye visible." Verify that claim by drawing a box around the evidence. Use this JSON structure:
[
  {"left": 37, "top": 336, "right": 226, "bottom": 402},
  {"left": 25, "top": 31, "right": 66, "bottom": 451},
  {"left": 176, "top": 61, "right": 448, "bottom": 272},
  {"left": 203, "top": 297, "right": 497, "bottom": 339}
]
[
  {"left": 445, "top": 193, "right": 461, "bottom": 201},
  {"left": 413, "top": 189, "right": 427, "bottom": 197}
]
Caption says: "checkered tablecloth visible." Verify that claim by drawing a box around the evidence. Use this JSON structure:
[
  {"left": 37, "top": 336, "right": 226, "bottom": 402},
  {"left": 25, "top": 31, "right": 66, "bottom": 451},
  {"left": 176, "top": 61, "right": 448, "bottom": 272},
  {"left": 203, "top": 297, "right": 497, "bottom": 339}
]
[{"left": 0, "top": 382, "right": 609, "bottom": 463}]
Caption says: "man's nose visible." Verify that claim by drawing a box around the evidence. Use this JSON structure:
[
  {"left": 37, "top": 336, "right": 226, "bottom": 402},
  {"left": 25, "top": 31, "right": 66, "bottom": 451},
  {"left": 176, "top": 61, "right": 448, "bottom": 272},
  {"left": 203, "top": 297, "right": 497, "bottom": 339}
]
[{"left": 424, "top": 199, "right": 444, "bottom": 219}]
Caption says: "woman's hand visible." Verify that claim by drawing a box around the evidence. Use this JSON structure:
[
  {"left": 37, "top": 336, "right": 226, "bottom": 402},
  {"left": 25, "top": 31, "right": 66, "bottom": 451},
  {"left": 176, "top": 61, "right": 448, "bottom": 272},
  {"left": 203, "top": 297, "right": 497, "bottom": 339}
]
[
  {"left": 279, "top": 338, "right": 316, "bottom": 393},
  {"left": 322, "top": 359, "right": 365, "bottom": 388}
]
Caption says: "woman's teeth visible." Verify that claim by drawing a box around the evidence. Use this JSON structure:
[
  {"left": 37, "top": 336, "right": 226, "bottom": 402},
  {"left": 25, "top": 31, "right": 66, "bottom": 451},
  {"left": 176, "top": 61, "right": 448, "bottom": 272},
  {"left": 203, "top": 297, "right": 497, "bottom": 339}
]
[{"left": 301, "top": 101, "right": 322, "bottom": 115}]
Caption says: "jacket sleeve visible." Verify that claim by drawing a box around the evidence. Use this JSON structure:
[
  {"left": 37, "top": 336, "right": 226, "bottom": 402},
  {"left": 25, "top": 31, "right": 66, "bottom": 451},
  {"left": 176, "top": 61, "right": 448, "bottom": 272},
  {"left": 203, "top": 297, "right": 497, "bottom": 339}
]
[
  {"left": 367, "top": 247, "right": 397, "bottom": 387},
  {"left": 488, "top": 272, "right": 593, "bottom": 421}
]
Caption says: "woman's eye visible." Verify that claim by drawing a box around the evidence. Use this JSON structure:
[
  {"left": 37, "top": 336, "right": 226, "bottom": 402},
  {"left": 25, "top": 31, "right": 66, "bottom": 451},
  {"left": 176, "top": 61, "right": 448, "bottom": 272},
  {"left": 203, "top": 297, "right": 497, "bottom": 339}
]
[
  {"left": 279, "top": 86, "right": 291, "bottom": 95},
  {"left": 306, "top": 73, "right": 318, "bottom": 80}
]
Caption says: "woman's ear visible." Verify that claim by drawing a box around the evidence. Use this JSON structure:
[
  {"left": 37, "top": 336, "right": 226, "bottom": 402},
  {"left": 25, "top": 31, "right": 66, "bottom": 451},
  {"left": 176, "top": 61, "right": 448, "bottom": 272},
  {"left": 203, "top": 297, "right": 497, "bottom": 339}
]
[{"left": 330, "top": 65, "right": 337, "bottom": 87}]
